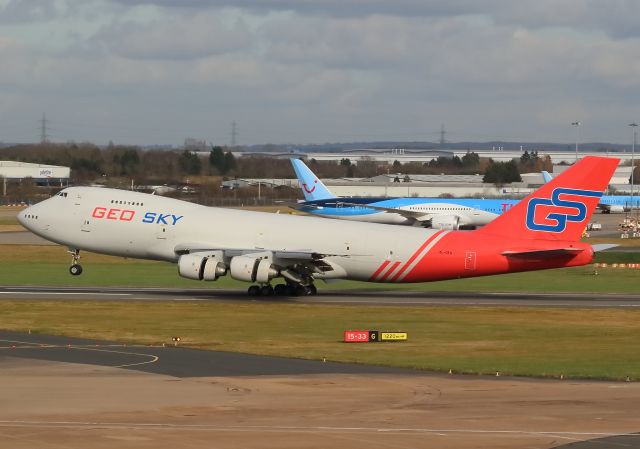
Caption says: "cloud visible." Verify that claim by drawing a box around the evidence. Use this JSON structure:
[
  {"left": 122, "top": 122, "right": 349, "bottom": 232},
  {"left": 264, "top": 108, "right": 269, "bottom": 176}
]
[
  {"left": 492, "top": 0, "right": 640, "bottom": 39},
  {"left": 89, "top": 12, "right": 252, "bottom": 60},
  {"left": 105, "top": 0, "right": 503, "bottom": 18},
  {"left": 0, "top": 0, "right": 639, "bottom": 145},
  {"left": 0, "top": 0, "right": 63, "bottom": 24}
]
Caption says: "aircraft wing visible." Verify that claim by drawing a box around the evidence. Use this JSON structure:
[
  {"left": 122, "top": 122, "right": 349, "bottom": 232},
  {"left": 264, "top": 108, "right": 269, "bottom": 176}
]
[
  {"left": 287, "top": 201, "right": 329, "bottom": 212},
  {"left": 289, "top": 200, "right": 433, "bottom": 222},
  {"left": 173, "top": 243, "right": 349, "bottom": 275},
  {"left": 592, "top": 244, "right": 618, "bottom": 252},
  {"left": 175, "top": 244, "right": 344, "bottom": 260},
  {"left": 501, "top": 248, "right": 584, "bottom": 258},
  {"left": 336, "top": 201, "right": 434, "bottom": 222}
]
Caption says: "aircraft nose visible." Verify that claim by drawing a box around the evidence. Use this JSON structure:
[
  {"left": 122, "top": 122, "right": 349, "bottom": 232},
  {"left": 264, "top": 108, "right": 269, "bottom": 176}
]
[
  {"left": 17, "top": 204, "right": 39, "bottom": 231},
  {"left": 17, "top": 207, "right": 27, "bottom": 227}
]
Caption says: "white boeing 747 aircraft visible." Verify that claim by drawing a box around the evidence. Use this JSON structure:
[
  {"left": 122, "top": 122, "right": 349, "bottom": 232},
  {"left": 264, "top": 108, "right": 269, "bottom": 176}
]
[{"left": 18, "top": 156, "right": 618, "bottom": 296}]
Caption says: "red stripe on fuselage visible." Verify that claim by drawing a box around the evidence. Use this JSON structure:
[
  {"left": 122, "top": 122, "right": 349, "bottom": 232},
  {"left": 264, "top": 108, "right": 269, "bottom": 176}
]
[
  {"left": 389, "top": 230, "right": 443, "bottom": 282},
  {"left": 379, "top": 261, "right": 401, "bottom": 282},
  {"left": 369, "top": 259, "right": 391, "bottom": 281}
]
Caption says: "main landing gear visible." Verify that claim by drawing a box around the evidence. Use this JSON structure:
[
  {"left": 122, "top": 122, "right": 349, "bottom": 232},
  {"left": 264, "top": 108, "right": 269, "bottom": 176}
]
[
  {"left": 247, "top": 282, "right": 317, "bottom": 297},
  {"left": 68, "top": 249, "right": 83, "bottom": 276}
]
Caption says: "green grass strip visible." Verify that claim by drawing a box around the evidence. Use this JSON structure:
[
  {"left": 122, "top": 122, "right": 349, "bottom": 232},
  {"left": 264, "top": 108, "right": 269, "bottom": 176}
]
[{"left": 1, "top": 300, "right": 638, "bottom": 380}]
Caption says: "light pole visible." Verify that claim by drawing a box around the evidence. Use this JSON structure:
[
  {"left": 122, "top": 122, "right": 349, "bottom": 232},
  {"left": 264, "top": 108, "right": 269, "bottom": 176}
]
[
  {"left": 571, "top": 121, "right": 581, "bottom": 162},
  {"left": 629, "top": 123, "right": 638, "bottom": 209}
]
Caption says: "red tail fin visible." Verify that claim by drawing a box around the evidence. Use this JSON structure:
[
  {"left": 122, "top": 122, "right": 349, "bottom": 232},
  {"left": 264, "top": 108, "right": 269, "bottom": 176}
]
[{"left": 478, "top": 156, "right": 619, "bottom": 241}]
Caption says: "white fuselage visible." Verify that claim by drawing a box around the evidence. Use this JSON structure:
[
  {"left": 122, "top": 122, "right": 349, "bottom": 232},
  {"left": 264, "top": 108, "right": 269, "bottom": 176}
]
[
  {"left": 19, "top": 187, "right": 446, "bottom": 282},
  {"left": 311, "top": 203, "right": 497, "bottom": 226}
]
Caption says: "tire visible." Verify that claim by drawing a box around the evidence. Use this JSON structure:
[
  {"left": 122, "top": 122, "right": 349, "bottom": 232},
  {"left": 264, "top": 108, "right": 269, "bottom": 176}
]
[
  {"left": 69, "top": 264, "right": 83, "bottom": 276},
  {"left": 260, "top": 285, "right": 274, "bottom": 296},
  {"left": 307, "top": 284, "right": 317, "bottom": 295},
  {"left": 248, "top": 285, "right": 260, "bottom": 296},
  {"left": 274, "top": 284, "right": 288, "bottom": 296}
]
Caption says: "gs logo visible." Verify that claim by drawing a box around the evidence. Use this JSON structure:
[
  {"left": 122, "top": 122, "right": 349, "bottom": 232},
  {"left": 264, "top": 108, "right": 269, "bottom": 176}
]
[{"left": 526, "top": 188, "right": 602, "bottom": 233}]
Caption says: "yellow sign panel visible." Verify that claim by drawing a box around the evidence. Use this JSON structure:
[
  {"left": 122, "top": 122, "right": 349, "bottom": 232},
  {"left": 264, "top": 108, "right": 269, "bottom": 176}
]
[{"left": 380, "top": 332, "right": 408, "bottom": 341}]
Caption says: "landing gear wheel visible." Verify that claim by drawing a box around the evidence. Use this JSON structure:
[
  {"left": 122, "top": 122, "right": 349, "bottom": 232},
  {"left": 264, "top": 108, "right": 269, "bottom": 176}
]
[
  {"left": 69, "top": 264, "right": 83, "bottom": 276},
  {"left": 248, "top": 285, "right": 260, "bottom": 296},
  {"left": 260, "top": 285, "right": 274, "bottom": 296},
  {"left": 274, "top": 284, "right": 288, "bottom": 296},
  {"left": 298, "top": 285, "right": 316, "bottom": 296}
]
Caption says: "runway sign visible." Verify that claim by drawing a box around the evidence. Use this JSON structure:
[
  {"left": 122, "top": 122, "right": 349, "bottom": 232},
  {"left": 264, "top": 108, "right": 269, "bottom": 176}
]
[
  {"left": 343, "top": 330, "right": 371, "bottom": 342},
  {"left": 380, "top": 332, "right": 408, "bottom": 341},
  {"left": 343, "top": 330, "right": 408, "bottom": 343}
]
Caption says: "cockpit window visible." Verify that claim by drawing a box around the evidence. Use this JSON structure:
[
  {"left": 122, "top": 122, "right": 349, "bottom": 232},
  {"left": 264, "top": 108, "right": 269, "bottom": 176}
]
[{"left": 57, "top": 192, "right": 68, "bottom": 198}]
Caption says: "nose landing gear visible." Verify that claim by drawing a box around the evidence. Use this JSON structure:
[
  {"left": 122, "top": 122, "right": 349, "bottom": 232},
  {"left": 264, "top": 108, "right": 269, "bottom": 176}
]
[{"left": 68, "top": 249, "right": 83, "bottom": 276}]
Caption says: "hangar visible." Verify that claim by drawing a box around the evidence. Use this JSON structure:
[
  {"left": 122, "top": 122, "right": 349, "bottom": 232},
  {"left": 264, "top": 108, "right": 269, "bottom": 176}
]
[{"left": 1, "top": 161, "right": 70, "bottom": 195}]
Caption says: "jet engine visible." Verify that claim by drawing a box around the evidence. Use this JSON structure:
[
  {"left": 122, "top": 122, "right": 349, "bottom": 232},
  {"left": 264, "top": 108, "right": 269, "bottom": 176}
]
[
  {"left": 430, "top": 215, "right": 460, "bottom": 230},
  {"left": 178, "top": 252, "right": 227, "bottom": 281},
  {"left": 230, "top": 254, "right": 279, "bottom": 283},
  {"left": 606, "top": 205, "right": 624, "bottom": 213}
]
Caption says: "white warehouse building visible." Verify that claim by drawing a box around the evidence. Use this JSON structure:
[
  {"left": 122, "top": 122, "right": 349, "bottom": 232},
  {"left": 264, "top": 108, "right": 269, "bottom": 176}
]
[{"left": 0, "top": 161, "right": 70, "bottom": 186}]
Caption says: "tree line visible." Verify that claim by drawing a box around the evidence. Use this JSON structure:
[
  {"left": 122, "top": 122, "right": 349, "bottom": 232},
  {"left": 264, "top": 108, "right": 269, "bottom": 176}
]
[{"left": 0, "top": 144, "right": 554, "bottom": 189}]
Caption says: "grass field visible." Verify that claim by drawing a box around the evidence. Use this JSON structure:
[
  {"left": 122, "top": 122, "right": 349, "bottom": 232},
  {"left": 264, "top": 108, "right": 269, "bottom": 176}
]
[
  {"left": 1, "top": 243, "right": 639, "bottom": 380},
  {"left": 1, "top": 300, "right": 638, "bottom": 380},
  {"left": 0, "top": 245, "right": 638, "bottom": 293}
]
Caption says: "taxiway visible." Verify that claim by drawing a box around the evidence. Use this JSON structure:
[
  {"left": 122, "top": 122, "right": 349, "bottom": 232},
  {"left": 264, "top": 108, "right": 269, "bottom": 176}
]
[{"left": 0, "top": 330, "right": 638, "bottom": 449}]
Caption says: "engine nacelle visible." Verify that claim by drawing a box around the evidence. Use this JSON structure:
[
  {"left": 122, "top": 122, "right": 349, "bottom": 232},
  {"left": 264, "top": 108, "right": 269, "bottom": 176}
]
[
  {"left": 430, "top": 215, "right": 460, "bottom": 230},
  {"left": 178, "top": 252, "right": 226, "bottom": 281},
  {"left": 230, "top": 255, "right": 278, "bottom": 283},
  {"left": 607, "top": 205, "right": 624, "bottom": 213}
]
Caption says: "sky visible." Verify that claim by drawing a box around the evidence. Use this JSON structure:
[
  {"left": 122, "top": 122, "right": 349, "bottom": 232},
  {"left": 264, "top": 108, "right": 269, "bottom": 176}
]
[{"left": 0, "top": 0, "right": 640, "bottom": 146}]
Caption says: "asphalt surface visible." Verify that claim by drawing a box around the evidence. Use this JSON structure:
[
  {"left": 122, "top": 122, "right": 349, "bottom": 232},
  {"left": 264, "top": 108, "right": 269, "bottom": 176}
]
[
  {"left": 1, "top": 329, "right": 638, "bottom": 449},
  {"left": 0, "top": 230, "right": 54, "bottom": 245},
  {"left": 0, "top": 330, "right": 415, "bottom": 377},
  {"left": 554, "top": 434, "right": 640, "bottom": 448},
  {"left": 1, "top": 285, "right": 640, "bottom": 308}
]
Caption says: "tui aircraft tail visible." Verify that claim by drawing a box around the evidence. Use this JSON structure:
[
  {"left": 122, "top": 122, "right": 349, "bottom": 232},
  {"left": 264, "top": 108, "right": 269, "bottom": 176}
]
[
  {"left": 290, "top": 158, "right": 335, "bottom": 201},
  {"left": 478, "top": 156, "right": 619, "bottom": 241}
]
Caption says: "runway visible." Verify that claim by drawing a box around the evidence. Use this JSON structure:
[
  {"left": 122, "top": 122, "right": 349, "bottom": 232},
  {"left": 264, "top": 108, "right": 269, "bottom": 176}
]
[
  {"left": 0, "top": 330, "right": 639, "bottom": 449},
  {"left": 1, "top": 285, "right": 640, "bottom": 308}
]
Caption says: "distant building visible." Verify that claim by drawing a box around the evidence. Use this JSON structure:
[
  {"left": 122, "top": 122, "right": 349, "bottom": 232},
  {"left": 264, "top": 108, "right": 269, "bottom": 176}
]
[
  {"left": 184, "top": 138, "right": 208, "bottom": 151},
  {"left": 0, "top": 161, "right": 69, "bottom": 198},
  {"left": 369, "top": 173, "right": 484, "bottom": 184},
  {"left": 0, "top": 161, "right": 69, "bottom": 185},
  {"left": 231, "top": 148, "right": 636, "bottom": 165}
]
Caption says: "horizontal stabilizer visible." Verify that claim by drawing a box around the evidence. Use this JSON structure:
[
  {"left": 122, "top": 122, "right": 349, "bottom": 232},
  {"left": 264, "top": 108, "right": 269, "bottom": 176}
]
[
  {"left": 592, "top": 244, "right": 618, "bottom": 252},
  {"left": 501, "top": 247, "right": 584, "bottom": 258}
]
